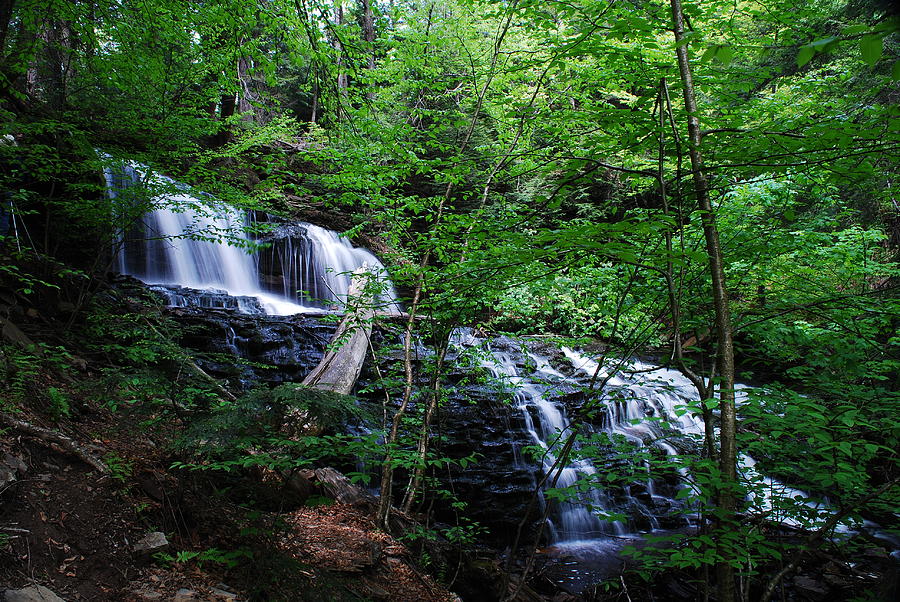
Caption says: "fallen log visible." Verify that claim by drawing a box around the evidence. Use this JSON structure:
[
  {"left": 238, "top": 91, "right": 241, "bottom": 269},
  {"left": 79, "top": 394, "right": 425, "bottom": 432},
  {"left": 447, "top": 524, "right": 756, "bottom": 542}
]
[
  {"left": 301, "top": 267, "right": 377, "bottom": 396},
  {"left": 313, "top": 467, "right": 377, "bottom": 507}
]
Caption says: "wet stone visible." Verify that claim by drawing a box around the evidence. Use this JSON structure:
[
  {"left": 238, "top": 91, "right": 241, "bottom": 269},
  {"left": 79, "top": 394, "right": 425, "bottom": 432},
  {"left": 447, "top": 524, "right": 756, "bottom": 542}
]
[
  {"left": 3, "top": 586, "right": 66, "bottom": 602},
  {"left": 132, "top": 532, "right": 169, "bottom": 555}
]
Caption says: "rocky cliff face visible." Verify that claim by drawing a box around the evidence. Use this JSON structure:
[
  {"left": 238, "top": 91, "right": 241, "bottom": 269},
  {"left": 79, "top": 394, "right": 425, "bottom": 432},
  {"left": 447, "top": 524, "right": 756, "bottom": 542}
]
[
  {"left": 430, "top": 359, "right": 543, "bottom": 545},
  {"left": 163, "top": 291, "right": 336, "bottom": 388}
]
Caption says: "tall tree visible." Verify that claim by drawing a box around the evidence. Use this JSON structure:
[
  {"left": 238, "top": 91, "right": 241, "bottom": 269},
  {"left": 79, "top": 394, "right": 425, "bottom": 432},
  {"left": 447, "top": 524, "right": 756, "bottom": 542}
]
[{"left": 668, "top": 1, "right": 738, "bottom": 598}]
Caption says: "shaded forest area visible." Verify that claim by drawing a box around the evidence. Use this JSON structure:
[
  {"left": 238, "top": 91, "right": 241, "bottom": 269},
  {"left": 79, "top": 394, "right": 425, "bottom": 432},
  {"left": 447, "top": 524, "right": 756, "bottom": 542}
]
[{"left": 1, "top": 0, "right": 898, "bottom": 600}]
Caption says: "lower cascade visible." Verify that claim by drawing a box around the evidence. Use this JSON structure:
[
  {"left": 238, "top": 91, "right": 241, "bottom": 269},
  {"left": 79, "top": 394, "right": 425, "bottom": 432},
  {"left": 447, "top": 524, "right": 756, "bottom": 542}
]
[{"left": 461, "top": 337, "right": 703, "bottom": 546}]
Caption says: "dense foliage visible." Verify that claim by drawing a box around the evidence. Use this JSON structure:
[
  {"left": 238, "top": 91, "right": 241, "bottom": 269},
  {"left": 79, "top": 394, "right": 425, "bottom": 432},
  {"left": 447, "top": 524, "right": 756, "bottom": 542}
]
[{"left": 2, "top": 0, "right": 897, "bottom": 599}]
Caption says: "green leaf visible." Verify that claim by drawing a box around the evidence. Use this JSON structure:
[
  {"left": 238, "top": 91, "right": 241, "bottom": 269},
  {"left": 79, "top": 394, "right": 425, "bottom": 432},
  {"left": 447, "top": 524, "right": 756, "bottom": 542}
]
[
  {"left": 675, "top": 31, "right": 698, "bottom": 48},
  {"left": 797, "top": 46, "right": 815, "bottom": 68},
  {"left": 892, "top": 60, "right": 900, "bottom": 81},
  {"left": 810, "top": 36, "right": 838, "bottom": 50},
  {"left": 874, "top": 17, "right": 900, "bottom": 33},
  {"left": 841, "top": 24, "right": 869, "bottom": 36},
  {"left": 701, "top": 45, "right": 718, "bottom": 63},
  {"left": 860, "top": 35, "right": 882, "bottom": 66},
  {"left": 715, "top": 45, "right": 734, "bottom": 66},
  {"left": 676, "top": 488, "right": 694, "bottom": 499}
]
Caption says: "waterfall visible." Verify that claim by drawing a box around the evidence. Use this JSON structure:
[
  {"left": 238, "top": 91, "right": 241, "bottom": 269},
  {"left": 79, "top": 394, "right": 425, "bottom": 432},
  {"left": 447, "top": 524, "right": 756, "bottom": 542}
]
[
  {"left": 461, "top": 336, "right": 841, "bottom": 551},
  {"left": 255, "top": 221, "right": 397, "bottom": 311},
  {"left": 105, "top": 160, "right": 398, "bottom": 315},
  {"left": 470, "top": 341, "right": 710, "bottom": 545},
  {"left": 481, "top": 351, "right": 627, "bottom": 542}
]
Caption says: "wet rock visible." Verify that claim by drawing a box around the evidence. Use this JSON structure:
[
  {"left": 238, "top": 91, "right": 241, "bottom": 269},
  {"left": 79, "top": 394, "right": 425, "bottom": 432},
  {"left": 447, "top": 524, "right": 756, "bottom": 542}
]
[
  {"left": 172, "top": 589, "right": 198, "bottom": 602},
  {"left": 823, "top": 572, "right": 854, "bottom": 588},
  {"left": 169, "top": 306, "right": 334, "bottom": 388},
  {"left": 793, "top": 575, "right": 828, "bottom": 600},
  {"left": 132, "top": 531, "right": 169, "bottom": 555},
  {"left": 403, "top": 372, "right": 541, "bottom": 544},
  {"left": 1, "top": 452, "right": 27, "bottom": 490},
  {"left": 3, "top": 585, "right": 66, "bottom": 602}
]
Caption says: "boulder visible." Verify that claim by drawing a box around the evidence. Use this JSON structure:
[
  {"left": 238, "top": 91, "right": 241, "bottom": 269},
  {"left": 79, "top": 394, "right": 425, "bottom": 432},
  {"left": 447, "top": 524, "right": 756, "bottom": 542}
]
[
  {"left": 132, "top": 532, "right": 169, "bottom": 555},
  {"left": 3, "top": 586, "right": 66, "bottom": 602}
]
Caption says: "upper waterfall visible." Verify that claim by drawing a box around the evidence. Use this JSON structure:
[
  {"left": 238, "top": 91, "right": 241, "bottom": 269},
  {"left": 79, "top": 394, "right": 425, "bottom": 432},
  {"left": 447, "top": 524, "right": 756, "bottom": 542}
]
[{"left": 104, "top": 160, "right": 398, "bottom": 315}]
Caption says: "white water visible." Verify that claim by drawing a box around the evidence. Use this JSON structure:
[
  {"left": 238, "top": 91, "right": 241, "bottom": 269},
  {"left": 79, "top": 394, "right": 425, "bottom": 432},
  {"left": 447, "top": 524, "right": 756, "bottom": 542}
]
[
  {"left": 105, "top": 160, "right": 398, "bottom": 315},
  {"left": 482, "top": 352, "right": 627, "bottom": 541},
  {"left": 470, "top": 340, "right": 842, "bottom": 548},
  {"left": 560, "top": 348, "right": 841, "bottom": 539},
  {"left": 256, "top": 222, "right": 399, "bottom": 312}
]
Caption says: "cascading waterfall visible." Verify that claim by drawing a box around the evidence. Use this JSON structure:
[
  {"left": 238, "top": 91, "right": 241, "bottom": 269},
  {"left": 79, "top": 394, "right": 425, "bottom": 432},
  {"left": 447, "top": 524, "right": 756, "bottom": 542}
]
[
  {"left": 105, "top": 160, "right": 398, "bottom": 315},
  {"left": 481, "top": 351, "right": 627, "bottom": 542},
  {"left": 456, "top": 331, "right": 845, "bottom": 554},
  {"left": 255, "top": 221, "right": 396, "bottom": 311},
  {"left": 482, "top": 348, "right": 699, "bottom": 545},
  {"left": 563, "top": 351, "right": 839, "bottom": 529},
  {"left": 484, "top": 343, "right": 837, "bottom": 550}
]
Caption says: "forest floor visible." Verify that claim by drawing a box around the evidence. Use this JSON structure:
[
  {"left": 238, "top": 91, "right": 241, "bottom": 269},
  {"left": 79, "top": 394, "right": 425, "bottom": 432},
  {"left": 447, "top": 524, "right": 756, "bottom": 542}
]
[{"left": 0, "top": 403, "right": 459, "bottom": 601}]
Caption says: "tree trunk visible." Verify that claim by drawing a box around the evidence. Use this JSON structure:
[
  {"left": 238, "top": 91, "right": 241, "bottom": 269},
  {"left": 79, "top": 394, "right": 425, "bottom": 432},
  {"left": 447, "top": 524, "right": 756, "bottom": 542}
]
[
  {"left": 301, "top": 268, "right": 375, "bottom": 396},
  {"left": 669, "top": 1, "right": 738, "bottom": 601},
  {"left": 360, "top": 0, "right": 375, "bottom": 71},
  {"left": 212, "top": 92, "right": 237, "bottom": 146},
  {"left": 360, "top": 0, "right": 376, "bottom": 100},
  {"left": 310, "top": 71, "right": 319, "bottom": 123},
  {"left": 400, "top": 334, "right": 449, "bottom": 513},
  {"left": 333, "top": 1, "right": 348, "bottom": 94}
]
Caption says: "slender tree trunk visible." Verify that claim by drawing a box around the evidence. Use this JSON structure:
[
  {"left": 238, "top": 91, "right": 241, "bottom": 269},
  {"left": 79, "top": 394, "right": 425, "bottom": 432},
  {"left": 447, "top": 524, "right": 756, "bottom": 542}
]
[
  {"left": 213, "top": 92, "right": 237, "bottom": 146},
  {"left": 309, "top": 71, "right": 319, "bottom": 123},
  {"left": 360, "top": 0, "right": 375, "bottom": 71},
  {"left": 333, "top": 1, "right": 347, "bottom": 94},
  {"left": 375, "top": 1, "right": 520, "bottom": 531},
  {"left": 400, "top": 335, "right": 449, "bottom": 513},
  {"left": 669, "top": 1, "right": 738, "bottom": 601},
  {"left": 220, "top": 93, "right": 236, "bottom": 120}
]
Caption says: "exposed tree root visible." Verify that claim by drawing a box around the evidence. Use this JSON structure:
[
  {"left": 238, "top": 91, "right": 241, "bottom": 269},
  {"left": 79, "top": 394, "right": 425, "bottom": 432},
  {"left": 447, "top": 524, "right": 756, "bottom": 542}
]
[{"left": 0, "top": 413, "right": 109, "bottom": 474}]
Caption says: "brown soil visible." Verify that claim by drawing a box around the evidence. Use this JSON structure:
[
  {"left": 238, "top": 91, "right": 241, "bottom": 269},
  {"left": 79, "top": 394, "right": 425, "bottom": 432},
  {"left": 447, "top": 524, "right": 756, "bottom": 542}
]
[{"left": 0, "top": 407, "right": 459, "bottom": 601}]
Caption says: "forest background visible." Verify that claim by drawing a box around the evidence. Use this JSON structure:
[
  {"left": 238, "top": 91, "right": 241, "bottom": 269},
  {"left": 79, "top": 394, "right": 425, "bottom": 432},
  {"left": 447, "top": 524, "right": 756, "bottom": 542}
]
[{"left": 0, "top": 0, "right": 898, "bottom": 600}]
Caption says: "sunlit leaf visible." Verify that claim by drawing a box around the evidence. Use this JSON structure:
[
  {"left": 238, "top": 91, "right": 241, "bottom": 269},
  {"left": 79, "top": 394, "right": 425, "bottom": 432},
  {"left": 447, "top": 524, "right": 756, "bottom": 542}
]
[
  {"left": 715, "top": 45, "right": 734, "bottom": 66},
  {"left": 797, "top": 45, "right": 815, "bottom": 67},
  {"left": 860, "top": 35, "right": 883, "bottom": 66},
  {"left": 701, "top": 45, "right": 718, "bottom": 63}
]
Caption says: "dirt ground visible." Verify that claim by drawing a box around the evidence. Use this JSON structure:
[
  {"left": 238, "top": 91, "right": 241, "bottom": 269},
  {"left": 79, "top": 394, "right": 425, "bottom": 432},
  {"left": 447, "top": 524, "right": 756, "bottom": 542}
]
[{"left": 0, "top": 408, "right": 458, "bottom": 601}]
